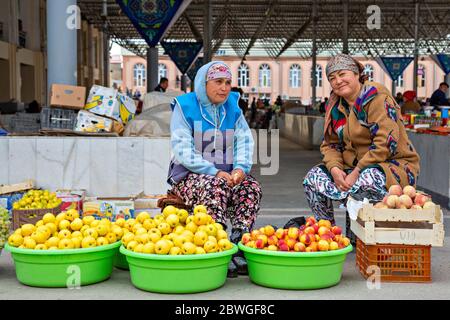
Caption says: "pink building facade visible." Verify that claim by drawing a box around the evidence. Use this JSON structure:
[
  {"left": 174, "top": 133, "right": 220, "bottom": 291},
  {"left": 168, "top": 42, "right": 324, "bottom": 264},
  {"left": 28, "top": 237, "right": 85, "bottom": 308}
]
[{"left": 118, "top": 54, "right": 446, "bottom": 104}]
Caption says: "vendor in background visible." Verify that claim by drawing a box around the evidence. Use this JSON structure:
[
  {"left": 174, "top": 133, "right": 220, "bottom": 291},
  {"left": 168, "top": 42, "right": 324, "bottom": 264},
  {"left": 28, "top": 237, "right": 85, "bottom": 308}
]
[
  {"left": 154, "top": 77, "right": 169, "bottom": 93},
  {"left": 167, "top": 61, "right": 262, "bottom": 277},
  {"left": 303, "top": 54, "right": 420, "bottom": 245},
  {"left": 429, "top": 82, "right": 450, "bottom": 107},
  {"left": 395, "top": 92, "right": 404, "bottom": 105},
  {"left": 401, "top": 90, "right": 421, "bottom": 114},
  {"left": 231, "top": 87, "right": 248, "bottom": 116}
]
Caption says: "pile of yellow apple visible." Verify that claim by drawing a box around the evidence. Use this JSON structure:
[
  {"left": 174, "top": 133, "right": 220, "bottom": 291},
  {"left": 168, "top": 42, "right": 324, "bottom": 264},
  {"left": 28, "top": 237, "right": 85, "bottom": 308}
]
[
  {"left": 374, "top": 185, "right": 436, "bottom": 210},
  {"left": 119, "top": 205, "right": 233, "bottom": 255},
  {"left": 12, "top": 189, "right": 62, "bottom": 210},
  {"left": 241, "top": 216, "right": 351, "bottom": 252},
  {"left": 7, "top": 209, "right": 121, "bottom": 250}
]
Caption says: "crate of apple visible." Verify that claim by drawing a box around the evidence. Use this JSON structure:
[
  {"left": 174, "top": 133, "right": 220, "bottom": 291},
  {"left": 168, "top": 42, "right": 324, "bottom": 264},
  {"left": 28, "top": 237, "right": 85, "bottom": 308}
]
[
  {"left": 374, "top": 185, "right": 436, "bottom": 210},
  {"left": 241, "top": 216, "right": 351, "bottom": 252}
]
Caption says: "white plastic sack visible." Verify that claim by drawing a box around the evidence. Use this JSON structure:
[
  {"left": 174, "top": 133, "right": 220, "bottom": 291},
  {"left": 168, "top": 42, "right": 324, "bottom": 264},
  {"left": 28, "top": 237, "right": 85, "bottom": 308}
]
[{"left": 346, "top": 197, "right": 370, "bottom": 221}]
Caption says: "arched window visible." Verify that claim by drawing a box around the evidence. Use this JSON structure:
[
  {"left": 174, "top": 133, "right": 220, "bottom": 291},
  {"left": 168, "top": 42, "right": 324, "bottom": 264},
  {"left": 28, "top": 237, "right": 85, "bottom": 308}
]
[
  {"left": 158, "top": 64, "right": 167, "bottom": 82},
  {"left": 396, "top": 74, "right": 404, "bottom": 88},
  {"left": 418, "top": 64, "right": 426, "bottom": 87},
  {"left": 238, "top": 64, "right": 250, "bottom": 87},
  {"left": 316, "top": 65, "right": 323, "bottom": 87},
  {"left": 259, "top": 64, "right": 271, "bottom": 88},
  {"left": 134, "top": 63, "right": 146, "bottom": 87},
  {"left": 364, "top": 64, "right": 374, "bottom": 81},
  {"left": 289, "top": 64, "right": 301, "bottom": 88}
]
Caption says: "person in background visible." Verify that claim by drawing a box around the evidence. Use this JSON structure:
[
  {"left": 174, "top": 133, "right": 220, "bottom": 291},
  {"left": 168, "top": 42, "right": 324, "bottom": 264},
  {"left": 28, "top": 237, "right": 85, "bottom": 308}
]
[
  {"left": 429, "top": 82, "right": 450, "bottom": 107},
  {"left": 231, "top": 87, "right": 248, "bottom": 116},
  {"left": 319, "top": 97, "right": 329, "bottom": 114},
  {"left": 395, "top": 92, "right": 404, "bottom": 105},
  {"left": 167, "top": 61, "right": 262, "bottom": 277},
  {"left": 275, "top": 95, "right": 283, "bottom": 108},
  {"left": 249, "top": 98, "right": 257, "bottom": 127},
  {"left": 401, "top": 90, "right": 421, "bottom": 114},
  {"left": 154, "top": 77, "right": 169, "bottom": 93}
]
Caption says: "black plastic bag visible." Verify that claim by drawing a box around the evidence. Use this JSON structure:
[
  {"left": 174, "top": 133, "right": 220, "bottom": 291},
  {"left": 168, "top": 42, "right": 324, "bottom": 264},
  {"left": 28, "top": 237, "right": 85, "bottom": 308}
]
[{"left": 282, "top": 216, "right": 306, "bottom": 229}]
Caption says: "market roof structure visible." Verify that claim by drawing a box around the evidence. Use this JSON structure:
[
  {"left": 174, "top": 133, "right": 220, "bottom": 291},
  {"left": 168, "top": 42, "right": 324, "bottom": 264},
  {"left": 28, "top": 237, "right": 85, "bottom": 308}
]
[{"left": 79, "top": 0, "right": 450, "bottom": 59}]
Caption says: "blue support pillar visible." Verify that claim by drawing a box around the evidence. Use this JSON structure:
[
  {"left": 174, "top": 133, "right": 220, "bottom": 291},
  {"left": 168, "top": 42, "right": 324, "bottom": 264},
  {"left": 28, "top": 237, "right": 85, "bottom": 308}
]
[{"left": 47, "top": 0, "right": 78, "bottom": 94}]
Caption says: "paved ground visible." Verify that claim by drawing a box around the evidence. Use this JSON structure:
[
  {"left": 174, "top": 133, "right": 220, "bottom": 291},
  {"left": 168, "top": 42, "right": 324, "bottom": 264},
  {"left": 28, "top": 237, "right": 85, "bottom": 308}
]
[{"left": 1, "top": 137, "right": 449, "bottom": 300}]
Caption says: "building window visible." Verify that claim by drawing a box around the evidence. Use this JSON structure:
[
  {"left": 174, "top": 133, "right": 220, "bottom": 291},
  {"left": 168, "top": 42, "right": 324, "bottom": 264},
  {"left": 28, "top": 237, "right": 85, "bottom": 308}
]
[
  {"left": 314, "top": 65, "right": 323, "bottom": 87},
  {"left": 158, "top": 64, "right": 167, "bottom": 81},
  {"left": 238, "top": 64, "right": 250, "bottom": 87},
  {"left": 259, "top": 93, "right": 271, "bottom": 101},
  {"left": 396, "top": 74, "right": 404, "bottom": 88},
  {"left": 364, "top": 64, "right": 374, "bottom": 81},
  {"left": 259, "top": 64, "right": 271, "bottom": 88},
  {"left": 418, "top": 64, "right": 425, "bottom": 88},
  {"left": 289, "top": 64, "right": 301, "bottom": 88},
  {"left": 134, "top": 63, "right": 146, "bottom": 87}
]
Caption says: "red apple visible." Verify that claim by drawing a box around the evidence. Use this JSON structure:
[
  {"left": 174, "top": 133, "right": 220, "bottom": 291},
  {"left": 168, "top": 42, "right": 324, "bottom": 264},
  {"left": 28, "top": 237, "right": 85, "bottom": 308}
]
[
  {"left": 388, "top": 185, "right": 403, "bottom": 196},
  {"left": 415, "top": 194, "right": 430, "bottom": 207},
  {"left": 287, "top": 227, "right": 300, "bottom": 239},
  {"left": 255, "top": 239, "right": 265, "bottom": 249},
  {"left": 256, "top": 234, "right": 268, "bottom": 246},
  {"left": 312, "top": 224, "right": 319, "bottom": 234},
  {"left": 318, "top": 240, "right": 330, "bottom": 251},
  {"left": 286, "top": 238, "right": 297, "bottom": 250},
  {"left": 267, "top": 245, "right": 278, "bottom": 251},
  {"left": 250, "top": 230, "right": 260, "bottom": 240},
  {"left": 300, "top": 234, "right": 313, "bottom": 245},
  {"left": 304, "top": 226, "right": 315, "bottom": 235},
  {"left": 267, "top": 235, "right": 278, "bottom": 246},
  {"left": 241, "top": 233, "right": 251, "bottom": 244},
  {"left": 318, "top": 226, "right": 330, "bottom": 236},
  {"left": 398, "top": 195, "right": 413, "bottom": 209},
  {"left": 331, "top": 226, "right": 342, "bottom": 235},
  {"left": 264, "top": 225, "right": 275, "bottom": 237},
  {"left": 318, "top": 219, "right": 332, "bottom": 229},
  {"left": 386, "top": 195, "right": 399, "bottom": 208},
  {"left": 306, "top": 216, "right": 317, "bottom": 226},
  {"left": 275, "top": 228, "right": 285, "bottom": 240},
  {"left": 278, "top": 241, "right": 289, "bottom": 251},
  {"left": 294, "top": 242, "right": 306, "bottom": 252},
  {"left": 403, "top": 185, "right": 416, "bottom": 199},
  {"left": 309, "top": 242, "right": 318, "bottom": 252}
]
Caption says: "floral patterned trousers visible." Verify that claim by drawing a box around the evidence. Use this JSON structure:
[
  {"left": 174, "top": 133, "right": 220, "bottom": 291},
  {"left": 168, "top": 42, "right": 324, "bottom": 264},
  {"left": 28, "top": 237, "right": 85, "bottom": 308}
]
[
  {"left": 171, "top": 173, "right": 262, "bottom": 231},
  {"left": 303, "top": 165, "right": 388, "bottom": 241}
]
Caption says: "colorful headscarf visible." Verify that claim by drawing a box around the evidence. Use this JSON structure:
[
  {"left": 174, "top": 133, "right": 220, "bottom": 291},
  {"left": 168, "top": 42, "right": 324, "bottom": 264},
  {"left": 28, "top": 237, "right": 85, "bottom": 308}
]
[
  {"left": 326, "top": 53, "right": 360, "bottom": 79},
  {"left": 206, "top": 63, "right": 232, "bottom": 82}
]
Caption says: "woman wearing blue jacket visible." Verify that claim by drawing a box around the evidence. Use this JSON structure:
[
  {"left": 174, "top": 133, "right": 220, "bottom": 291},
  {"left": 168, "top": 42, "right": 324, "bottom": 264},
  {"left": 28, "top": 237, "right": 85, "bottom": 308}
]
[{"left": 167, "top": 61, "right": 262, "bottom": 277}]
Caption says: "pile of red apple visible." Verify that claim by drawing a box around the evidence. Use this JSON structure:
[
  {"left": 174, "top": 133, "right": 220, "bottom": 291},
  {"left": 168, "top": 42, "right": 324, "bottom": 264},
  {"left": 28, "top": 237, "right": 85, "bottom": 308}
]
[
  {"left": 241, "top": 217, "right": 351, "bottom": 252},
  {"left": 374, "top": 185, "right": 436, "bottom": 210}
]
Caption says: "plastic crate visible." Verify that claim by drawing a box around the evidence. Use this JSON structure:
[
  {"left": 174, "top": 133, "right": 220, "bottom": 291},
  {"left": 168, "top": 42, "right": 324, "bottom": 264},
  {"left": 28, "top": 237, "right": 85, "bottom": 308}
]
[
  {"left": 9, "top": 113, "right": 40, "bottom": 133},
  {"left": 40, "top": 107, "right": 78, "bottom": 131},
  {"left": 356, "top": 238, "right": 431, "bottom": 283}
]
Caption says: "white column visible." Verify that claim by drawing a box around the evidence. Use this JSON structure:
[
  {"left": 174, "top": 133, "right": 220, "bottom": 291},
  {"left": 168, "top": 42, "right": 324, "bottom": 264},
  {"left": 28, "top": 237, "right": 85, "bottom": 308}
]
[{"left": 47, "top": 0, "right": 78, "bottom": 93}]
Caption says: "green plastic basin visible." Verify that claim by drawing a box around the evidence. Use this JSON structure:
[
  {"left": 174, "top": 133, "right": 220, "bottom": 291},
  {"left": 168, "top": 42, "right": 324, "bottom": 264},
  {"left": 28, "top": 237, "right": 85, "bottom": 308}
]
[
  {"left": 239, "top": 242, "right": 353, "bottom": 290},
  {"left": 114, "top": 244, "right": 129, "bottom": 270},
  {"left": 5, "top": 241, "right": 121, "bottom": 288},
  {"left": 120, "top": 244, "right": 238, "bottom": 294}
]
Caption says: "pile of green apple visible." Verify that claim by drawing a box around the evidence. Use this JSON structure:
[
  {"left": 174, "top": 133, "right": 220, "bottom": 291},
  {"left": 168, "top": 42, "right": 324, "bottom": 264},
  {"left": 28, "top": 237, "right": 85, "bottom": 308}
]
[
  {"left": 12, "top": 189, "right": 62, "bottom": 210},
  {"left": 0, "top": 207, "right": 11, "bottom": 251}
]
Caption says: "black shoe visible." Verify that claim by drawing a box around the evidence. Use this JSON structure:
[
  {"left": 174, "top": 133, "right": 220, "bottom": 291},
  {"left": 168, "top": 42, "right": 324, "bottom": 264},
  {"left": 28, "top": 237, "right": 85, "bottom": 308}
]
[
  {"left": 230, "top": 228, "right": 249, "bottom": 275},
  {"left": 232, "top": 255, "right": 248, "bottom": 275},
  {"left": 227, "top": 260, "right": 238, "bottom": 278}
]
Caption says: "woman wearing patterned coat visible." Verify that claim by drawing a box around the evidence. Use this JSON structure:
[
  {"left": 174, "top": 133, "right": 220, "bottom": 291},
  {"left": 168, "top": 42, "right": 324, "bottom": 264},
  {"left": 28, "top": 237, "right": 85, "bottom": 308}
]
[{"left": 303, "top": 54, "right": 420, "bottom": 241}]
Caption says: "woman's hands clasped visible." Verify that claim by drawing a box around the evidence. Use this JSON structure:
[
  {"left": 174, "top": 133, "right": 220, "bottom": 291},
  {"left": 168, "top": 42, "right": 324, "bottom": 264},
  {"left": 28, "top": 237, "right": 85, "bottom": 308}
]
[
  {"left": 330, "top": 167, "right": 360, "bottom": 192},
  {"left": 216, "top": 169, "right": 246, "bottom": 187}
]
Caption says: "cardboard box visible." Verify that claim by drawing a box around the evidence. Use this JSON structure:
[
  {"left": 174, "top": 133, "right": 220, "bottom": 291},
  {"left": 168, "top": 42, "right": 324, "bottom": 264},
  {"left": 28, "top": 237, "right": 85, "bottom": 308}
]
[
  {"left": 56, "top": 189, "right": 86, "bottom": 213},
  {"left": 83, "top": 198, "right": 135, "bottom": 221},
  {"left": 84, "top": 85, "right": 119, "bottom": 121},
  {"left": 74, "top": 110, "right": 113, "bottom": 133},
  {"left": 84, "top": 85, "right": 136, "bottom": 124},
  {"left": 117, "top": 93, "right": 136, "bottom": 125},
  {"left": 134, "top": 195, "right": 165, "bottom": 210},
  {"left": 50, "top": 84, "right": 87, "bottom": 110}
]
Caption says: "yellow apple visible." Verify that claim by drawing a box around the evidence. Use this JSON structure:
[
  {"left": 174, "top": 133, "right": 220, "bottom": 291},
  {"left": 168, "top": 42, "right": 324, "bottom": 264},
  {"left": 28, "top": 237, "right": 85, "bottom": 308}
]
[
  {"left": 165, "top": 214, "right": 180, "bottom": 228},
  {"left": 142, "top": 242, "right": 155, "bottom": 254},
  {"left": 23, "top": 237, "right": 37, "bottom": 249},
  {"left": 155, "top": 239, "right": 171, "bottom": 255},
  {"left": 81, "top": 236, "right": 97, "bottom": 248},
  {"left": 162, "top": 205, "right": 178, "bottom": 218},
  {"left": 58, "top": 238, "right": 74, "bottom": 250},
  {"left": 136, "top": 211, "right": 151, "bottom": 224},
  {"left": 70, "top": 218, "right": 83, "bottom": 231},
  {"left": 182, "top": 242, "right": 197, "bottom": 255},
  {"left": 20, "top": 224, "right": 36, "bottom": 237}
]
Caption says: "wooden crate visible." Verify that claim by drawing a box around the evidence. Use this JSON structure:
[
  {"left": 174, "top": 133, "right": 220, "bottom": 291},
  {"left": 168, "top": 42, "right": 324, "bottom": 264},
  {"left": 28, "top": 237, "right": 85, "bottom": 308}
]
[
  {"left": 0, "top": 180, "right": 35, "bottom": 195},
  {"left": 350, "top": 204, "right": 444, "bottom": 247}
]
